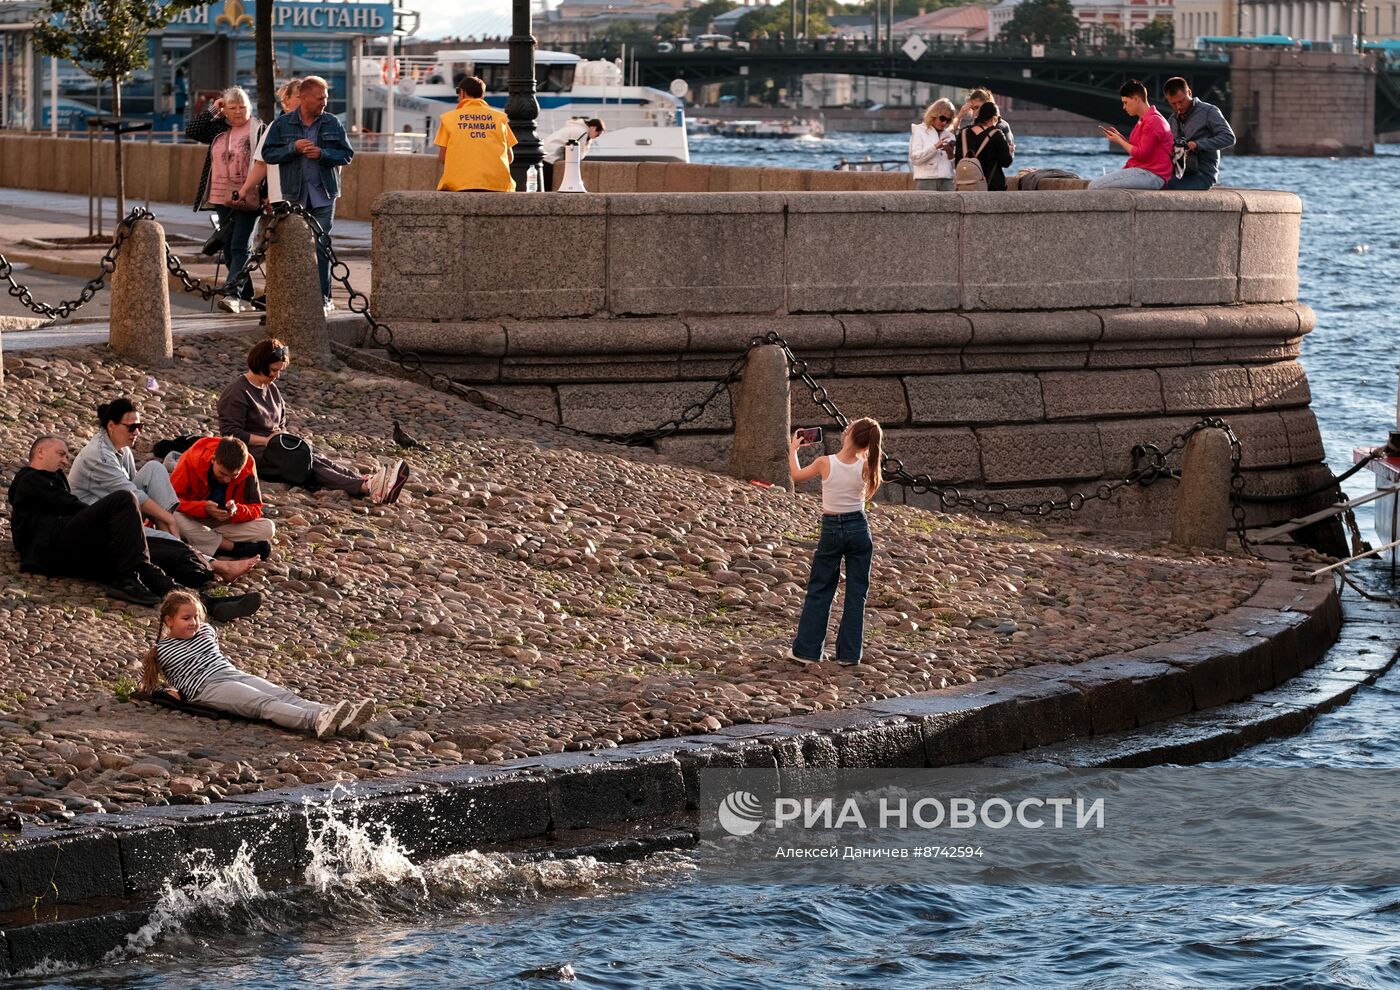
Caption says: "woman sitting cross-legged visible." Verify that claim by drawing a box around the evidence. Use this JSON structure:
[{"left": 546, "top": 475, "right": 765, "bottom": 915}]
[
  {"left": 170, "top": 436, "right": 276, "bottom": 562},
  {"left": 217, "top": 338, "right": 410, "bottom": 504},
  {"left": 141, "top": 590, "right": 373, "bottom": 738}
]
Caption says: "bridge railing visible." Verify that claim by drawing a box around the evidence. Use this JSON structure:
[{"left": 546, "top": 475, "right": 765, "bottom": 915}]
[{"left": 552, "top": 38, "right": 1228, "bottom": 63}]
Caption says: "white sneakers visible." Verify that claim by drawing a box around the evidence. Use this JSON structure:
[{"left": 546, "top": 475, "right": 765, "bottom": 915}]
[
  {"left": 314, "top": 700, "right": 351, "bottom": 739},
  {"left": 218, "top": 298, "right": 244, "bottom": 314},
  {"left": 367, "top": 458, "right": 410, "bottom": 505}
]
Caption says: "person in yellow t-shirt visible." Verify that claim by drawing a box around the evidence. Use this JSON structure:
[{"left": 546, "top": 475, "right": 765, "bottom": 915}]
[{"left": 435, "top": 75, "right": 517, "bottom": 192}]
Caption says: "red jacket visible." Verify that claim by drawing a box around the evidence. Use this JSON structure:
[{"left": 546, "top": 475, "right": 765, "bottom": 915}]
[{"left": 170, "top": 437, "right": 264, "bottom": 522}]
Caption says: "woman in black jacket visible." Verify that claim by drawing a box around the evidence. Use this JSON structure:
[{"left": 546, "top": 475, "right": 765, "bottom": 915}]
[{"left": 955, "top": 101, "right": 1015, "bottom": 192}]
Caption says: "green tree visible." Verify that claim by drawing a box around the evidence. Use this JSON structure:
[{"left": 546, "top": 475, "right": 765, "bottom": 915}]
[
  {"left": 857, "top": 0, "right": 957, "bottom": 17},
  {"left": 735, "top": 0, "right": 833, "bottom": 39},
  {"left": 1134, "top": 15, "right": 1174, "bottom": 49},
  {"left": 998, "top": 0, "right": 1079, "bottom": 44},
  {"left": 33, "top": 0, "right": 199, "bottom": 224},
  {"left": 658, "top": 0, "right": 737, "bottom": 38}
]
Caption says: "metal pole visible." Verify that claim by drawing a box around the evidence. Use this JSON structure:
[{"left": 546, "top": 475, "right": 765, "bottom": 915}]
[
  {"left": 87, "top": 131, "right": 94, "bottom": 238},
  {"left": 49, "top": 55, "right": 57, "bottom": 135},
  {"left": 385, "top": 32, "right": 395, "bottom": 149},
  {"left": 506, "top": 0, "right": 541, "bottom": 189},
  {"left": 2, "top": 35, "right": 9, "bottom": 129}
]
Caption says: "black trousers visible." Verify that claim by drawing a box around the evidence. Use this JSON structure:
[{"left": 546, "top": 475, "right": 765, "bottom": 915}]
[
  {"left": 50, "top": 492, "right": 149, "bottom": 582},
  {"left": 148, "top": 535, "right": 215, "bottom": 589}
]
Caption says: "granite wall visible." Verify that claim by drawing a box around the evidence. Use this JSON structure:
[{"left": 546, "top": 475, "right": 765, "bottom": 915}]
[{"left": 372, "top": 187, "right": 1326, "bottom": 531}]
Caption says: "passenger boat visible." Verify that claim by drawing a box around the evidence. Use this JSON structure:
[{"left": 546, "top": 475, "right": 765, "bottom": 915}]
[{"left": 360, "top": 49, "right": 689, "bottom": 162}]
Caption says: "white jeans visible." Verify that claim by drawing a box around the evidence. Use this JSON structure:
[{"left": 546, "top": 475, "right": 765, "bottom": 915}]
[
  {"left": 134, "top": 461, "right": 182, "bottom": 544},
  {"left": 1087, "top": 167, "right": 1165, "bottom": 190},
  {"left": 192, "top": 670, "right": 327, "bottom": 731}
]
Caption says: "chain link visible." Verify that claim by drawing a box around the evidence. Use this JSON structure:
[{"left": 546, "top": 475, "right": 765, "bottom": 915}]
[
  {"left": 163, "top": 210, "right": 272, "bottom": 302},
  {"left": 279, "top": 205, "right": 1254, "bottom": 549},
  {"left": 0, "top": 207, "right": 152, "bottom": 319}
]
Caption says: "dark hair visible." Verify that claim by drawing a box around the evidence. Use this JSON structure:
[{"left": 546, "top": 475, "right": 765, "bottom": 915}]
[
  {"left": 847, "top": 418, "right": 884, "bottom": 499},
  {"left": 1163, "top": 76, "right": 1190, "bottom": 96},
  {"left": 584, "top": 117, "right": 605, "bottom": 133},
  {"left": 28, "top": 435, "right": 62, "bottom": 461},
  {"left": 214, "top": 437, "right": 250, "bottom": 473},
  {"left": 1120, "top": 80, "right": 1149, "bottom": 101},
  {"left": 97, "top": 397, "right": 137, "bottom": 429},
  {"left": 247, "top": 338, "right": 290, "bottom": 376},
  {"left": 975, "top": 101, "right": 999, "bottom": 125},
  {"left": 457, "top": 75, "right": 485, "bottom": 99}
]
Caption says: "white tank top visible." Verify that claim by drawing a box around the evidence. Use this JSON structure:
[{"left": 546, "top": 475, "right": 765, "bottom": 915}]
[{"left": 822, "top": 455, "right": 868, "bottom": 514}]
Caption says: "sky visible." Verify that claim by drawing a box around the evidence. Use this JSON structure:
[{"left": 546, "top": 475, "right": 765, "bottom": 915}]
[{"left": 423, "top": 0, "right": 525, "bottom": 40}]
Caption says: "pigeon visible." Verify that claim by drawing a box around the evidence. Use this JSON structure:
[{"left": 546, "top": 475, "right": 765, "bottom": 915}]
[{"left": 393, "top": 419, "right": 429, "bottom": 452}]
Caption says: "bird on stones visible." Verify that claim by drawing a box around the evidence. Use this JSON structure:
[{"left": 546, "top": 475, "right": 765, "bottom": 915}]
[{"left": 393, "top": 419, "right": 429, "bottom": 451}]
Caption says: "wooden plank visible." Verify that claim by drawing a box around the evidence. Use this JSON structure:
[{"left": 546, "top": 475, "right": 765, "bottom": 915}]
[{"left": 1250, "top": 486, "right": 1400, "bottom": 543}]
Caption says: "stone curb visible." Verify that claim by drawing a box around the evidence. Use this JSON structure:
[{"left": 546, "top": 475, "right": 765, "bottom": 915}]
[{"left": 0, "top": 560, "right": 1343, "bottom": 973}]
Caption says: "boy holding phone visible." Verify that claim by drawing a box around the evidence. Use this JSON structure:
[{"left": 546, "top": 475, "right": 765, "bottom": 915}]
[{"left": 1087, "top": 79, "right": 1172, "bottom": 190}]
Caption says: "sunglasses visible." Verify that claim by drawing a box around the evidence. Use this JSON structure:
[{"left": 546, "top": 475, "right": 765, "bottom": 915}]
[
  {"left": 120, "top": 421, "right": 143, "bottom": 432},
  {"left": 935, "top": 115, "right": 952, "bottom": 123}
]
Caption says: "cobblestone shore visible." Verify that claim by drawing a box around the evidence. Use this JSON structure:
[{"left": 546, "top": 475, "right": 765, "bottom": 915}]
[{"left": 0, "top": 332, "right": 1271, "bottom": 822}]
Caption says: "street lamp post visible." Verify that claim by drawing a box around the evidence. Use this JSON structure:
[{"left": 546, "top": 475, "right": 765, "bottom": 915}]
[{"left": 507, "top": 0, "right": 542, "bottom": 190}]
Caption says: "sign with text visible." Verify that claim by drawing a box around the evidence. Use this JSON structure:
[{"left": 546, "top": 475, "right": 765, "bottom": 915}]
[{"left": 167, "top": 1, "right": 394, "bottom": 37}]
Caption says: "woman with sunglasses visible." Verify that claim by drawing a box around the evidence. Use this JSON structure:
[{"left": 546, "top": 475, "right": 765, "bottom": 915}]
[{"left": 909, "top": 98, "right": 959, "bottom": 191}]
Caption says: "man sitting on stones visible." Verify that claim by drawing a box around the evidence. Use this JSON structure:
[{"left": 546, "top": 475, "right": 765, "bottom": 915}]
[
  {"left": 170, "top": 436, "right": 276, "bottom": 562},
  {"left": 68, "top": 398, "right": 259, "bottom": 588},
  {"left": 10, "top": 436, "right": 180, "bottom": 606},
  {"left": 1162, "top": 76, "right": 1235, "bottom": 191}
]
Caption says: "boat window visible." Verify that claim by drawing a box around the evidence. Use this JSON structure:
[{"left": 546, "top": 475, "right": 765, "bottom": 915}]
[
  {"left": 479, "top": 64, "right": 509, "bottom": 92},
  {"left": 539, "top": 64, "right": 575, "bottom": 93}
]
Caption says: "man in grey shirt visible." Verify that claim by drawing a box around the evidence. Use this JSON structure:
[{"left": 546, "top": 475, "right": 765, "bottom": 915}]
[{"left": 1162, "top": 76, "right": 1235, "bottom": 190}]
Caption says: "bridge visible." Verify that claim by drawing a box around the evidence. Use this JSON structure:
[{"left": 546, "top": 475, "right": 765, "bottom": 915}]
[{"left": 560, "top": 41, "right": 1400, "bottom": 138}]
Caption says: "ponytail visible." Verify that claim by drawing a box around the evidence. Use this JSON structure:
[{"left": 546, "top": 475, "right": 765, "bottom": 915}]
[
  {"left": 847, "top": 417, "right": 884, "bottom": 500},
  {"left": 140, "top": 589, "right": 204, "bottom": 695}
]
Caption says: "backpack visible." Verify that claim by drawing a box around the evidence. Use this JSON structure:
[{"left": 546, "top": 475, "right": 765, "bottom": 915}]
[{"left": 954, "top": 128, "right": 993, "bottom": 192}]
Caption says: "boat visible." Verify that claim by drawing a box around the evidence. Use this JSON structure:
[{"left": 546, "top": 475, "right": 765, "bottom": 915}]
[
  {"left": 693, "top": 117, "right": 824, "bottom": 139},
  {"left": 359, "top": 49, "right": 689, "bottom": 162},
  {"left": 1354, "top": 432, "right": 1400, "bottom": 567}
]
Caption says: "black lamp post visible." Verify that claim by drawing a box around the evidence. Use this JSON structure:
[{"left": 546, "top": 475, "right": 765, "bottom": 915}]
[{"left": 507, "top": 0, "right": 542, "bottom": 189}]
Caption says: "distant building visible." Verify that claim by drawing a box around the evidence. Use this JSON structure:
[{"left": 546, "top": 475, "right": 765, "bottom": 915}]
[
  {"left": 536, "top": 0, "right": 697, "bottom": 44},
  {"left": 894, "top": 4, "right": 991, "bottom": 40},
  {"left": 1175, "top": 0, "right": 1400, "bottom": 46},
  {"left": 991, "top": 0, "right": 1174, "bottom": 42}
]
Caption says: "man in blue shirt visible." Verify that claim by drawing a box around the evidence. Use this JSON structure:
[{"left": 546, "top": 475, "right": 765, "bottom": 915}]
[
  {"left": 1162, "top": 76, "right": 1236, "bottom": 190},
  {"left": 260, "top": 75, "right": 355, "bottom": 308}
]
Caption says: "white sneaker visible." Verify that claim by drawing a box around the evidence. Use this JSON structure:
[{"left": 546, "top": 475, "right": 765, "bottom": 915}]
[
  {"left": 218, "top": 298, "right": 243, "bottom": 314},
  {"left": 369, "top": 458, "right": 403, "bottom": 504},
  {"left": 323, "top": 299, "right": 336, "bottom": 315},
  {"left": 314, "top": 700, "right": 351, "bottom": 739}
]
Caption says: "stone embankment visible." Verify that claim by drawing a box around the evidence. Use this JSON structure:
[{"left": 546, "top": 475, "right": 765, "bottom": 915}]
[
  {"left": 0, "top": 331, "right": 1276, "bottom": 821},
  {"left": 0, "top": 328, "right": 1356, "bottom": 975}
]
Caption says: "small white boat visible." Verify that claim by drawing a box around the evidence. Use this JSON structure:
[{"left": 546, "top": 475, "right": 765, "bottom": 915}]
[
  {"left": 707, "top": 117, "right": 825, "bottom": 139},
  {"left": 360, "top": 49, "right": 689, "bottom": 163}
]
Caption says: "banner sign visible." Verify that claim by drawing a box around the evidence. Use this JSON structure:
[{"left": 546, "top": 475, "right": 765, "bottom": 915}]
[{"left": 167, "top": 1, "right": 394, "bottom": 37}]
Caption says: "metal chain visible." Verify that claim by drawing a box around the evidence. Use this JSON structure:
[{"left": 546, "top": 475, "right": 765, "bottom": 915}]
[
  {"left": 0, "top": 207, "right": 152, "bottom": 319},
  {"left": 278, "top": 205, "right": 1253, "bottom": 548},
  {"left": 163, "top": 211, "right": 273, "bottom": 302}
]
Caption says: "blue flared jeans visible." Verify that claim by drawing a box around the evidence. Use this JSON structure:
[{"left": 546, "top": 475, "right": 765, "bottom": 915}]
[
  {"left": 792, "top": 511, "right": 873, "bottom": 663},
  {"left": 214, "top": 205, "right": 258, "bottom": 300}
]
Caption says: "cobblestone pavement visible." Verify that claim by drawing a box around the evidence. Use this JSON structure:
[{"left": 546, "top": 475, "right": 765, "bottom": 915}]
[{"left": 0, "top": 331, "right": 1270, "bottom": 822}]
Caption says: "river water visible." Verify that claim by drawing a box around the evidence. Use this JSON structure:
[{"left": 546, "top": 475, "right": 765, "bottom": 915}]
[{"left": 21, "top": 136, "right": 1400, "bottom": 990}]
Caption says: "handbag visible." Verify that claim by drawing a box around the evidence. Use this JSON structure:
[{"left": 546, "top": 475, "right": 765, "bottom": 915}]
[
  {"left": 201, "top": 222, "right": 229, "bottom": 257},
  {"left": 257, "top": 433, "right": 314, "bottom": 485}
]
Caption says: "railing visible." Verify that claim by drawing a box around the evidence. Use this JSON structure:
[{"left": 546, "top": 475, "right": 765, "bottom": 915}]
[{"left": 554, "top": 38, "right": 1228, "bottom": 62}]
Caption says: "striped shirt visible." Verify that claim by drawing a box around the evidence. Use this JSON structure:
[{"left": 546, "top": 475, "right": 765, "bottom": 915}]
[{"left": 155, "top": 624, "right": 235, "bottom": 699}]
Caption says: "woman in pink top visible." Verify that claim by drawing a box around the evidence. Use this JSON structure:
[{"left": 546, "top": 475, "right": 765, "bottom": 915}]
[
  {"left": 186, "top": 86, "right": 265, "bottom": 312},
  {"left": 1087, "top": 80, "right": 1172, "bottom": 190}
]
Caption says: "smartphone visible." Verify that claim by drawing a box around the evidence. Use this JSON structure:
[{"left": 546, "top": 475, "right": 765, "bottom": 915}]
[{"left": 796, "top": 427, "right": 822, "bottom": 446}]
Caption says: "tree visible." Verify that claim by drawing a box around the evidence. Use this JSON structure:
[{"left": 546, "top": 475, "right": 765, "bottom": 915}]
[
  {"left": 34, "top": 0, "right": 198, "bottom": 226},
  {"left": 256, "top": 0, "right": 275, "bottom": 123},
  {"left": 735, "top": 0, "right": 833, "bottom": 39},
  {"left": 657, "top": 0, "right": 737, "bottom": 38},
  {"left": 1134, "top": 16, "right": 1174, "bottom": 49},
  {"left": 998, "top": 0, "right": 1079, "bottom": 44}
]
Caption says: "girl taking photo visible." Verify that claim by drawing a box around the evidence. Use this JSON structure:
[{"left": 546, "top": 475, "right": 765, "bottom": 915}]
[
  {"left": 789, "top": 417, "right": 884, "bottom": 666},
  {"left": 141, "top": 590, "right": 373, "bottom": 739}
]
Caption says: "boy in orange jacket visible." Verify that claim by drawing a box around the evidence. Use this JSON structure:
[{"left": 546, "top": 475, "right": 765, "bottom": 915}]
[{"left": 171, "top": 437, "right": 275, "bottom": 561}]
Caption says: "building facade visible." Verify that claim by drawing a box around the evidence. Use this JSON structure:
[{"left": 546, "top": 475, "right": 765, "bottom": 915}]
[{"left": 1175, "top": 0, "right": 1400, "bottom": 45}]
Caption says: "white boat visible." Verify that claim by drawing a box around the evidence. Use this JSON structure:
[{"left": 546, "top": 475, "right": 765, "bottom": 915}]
[
  {"left": 692, "top": 116, "right": 825, "bottom": 139},
  {"left": 1351, "top": 368, "right": 1400, "bottom": 567},
  {"left": 360, "top": 49, "right": 689, "bottom": 163}
]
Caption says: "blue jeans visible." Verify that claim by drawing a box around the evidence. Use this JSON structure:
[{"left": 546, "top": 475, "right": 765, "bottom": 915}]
[
  {"left": 792, "top": 512, "right": 873, "bottom": 663},
  {"left": 1087, "top": 167, "right": 1165, "bottom": 190},
  {"left": 306, "top": 201, "right": 335, "bottom": 302},
  {"left": 214, "top": 205, "right": 258, "bottom": 300},
  {"left": 1164, "top": 171, "right": 1216, "bottom": 191}
]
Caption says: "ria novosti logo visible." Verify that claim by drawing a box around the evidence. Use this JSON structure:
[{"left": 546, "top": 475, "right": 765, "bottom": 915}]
[{"left": 717, "top": 790, "right": 765, "bottom": 836}]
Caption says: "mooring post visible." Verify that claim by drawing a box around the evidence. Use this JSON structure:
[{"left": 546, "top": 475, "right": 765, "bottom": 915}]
[
  {"left": 1171, "top": 429, "right": 1234, "bottom": 550},
  {"left": 727, "top": 344, "right": 792, "bottom": 489},
  {"left": 108, "top": 218, "right": 172, "bottom": 366},
  {"left": 266, "top": 213, "right": 334, "bottom": 367}
]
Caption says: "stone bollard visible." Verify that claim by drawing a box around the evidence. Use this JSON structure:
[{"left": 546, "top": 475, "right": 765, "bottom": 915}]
[
  {"left": 727, "top": 344, "right": 791, "bottom": 489},
  {"left": 109, "top": 218, "right": 172, "bottom": 366},
  {"left": 1170, "top": 429, "right": 1234, "bottom": 550},
  {"left": 266, "top": 213, "right": 334, "bottom": 367}
]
